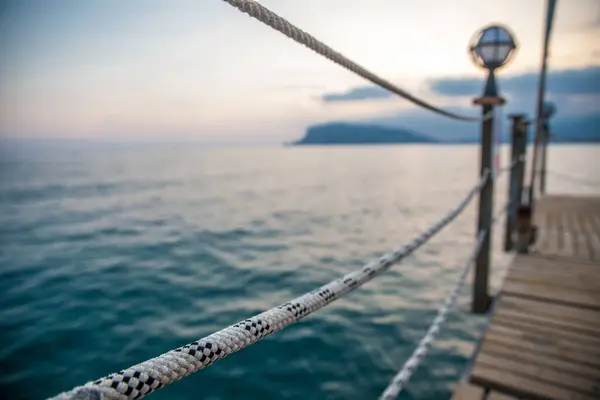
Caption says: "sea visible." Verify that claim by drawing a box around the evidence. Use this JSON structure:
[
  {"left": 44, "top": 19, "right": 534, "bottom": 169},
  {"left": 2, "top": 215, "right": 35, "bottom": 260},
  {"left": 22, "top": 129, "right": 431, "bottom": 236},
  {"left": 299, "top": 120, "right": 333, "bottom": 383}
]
[{"left": 1, "top": 143, "right": 598, "bottom": 400}]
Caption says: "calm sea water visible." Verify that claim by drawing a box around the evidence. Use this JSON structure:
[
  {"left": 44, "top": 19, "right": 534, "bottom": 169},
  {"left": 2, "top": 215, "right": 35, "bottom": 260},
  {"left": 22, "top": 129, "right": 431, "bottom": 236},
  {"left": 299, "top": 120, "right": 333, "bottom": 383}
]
[{"left": 1, "top": 143, "right": 598, "bottom": 400}]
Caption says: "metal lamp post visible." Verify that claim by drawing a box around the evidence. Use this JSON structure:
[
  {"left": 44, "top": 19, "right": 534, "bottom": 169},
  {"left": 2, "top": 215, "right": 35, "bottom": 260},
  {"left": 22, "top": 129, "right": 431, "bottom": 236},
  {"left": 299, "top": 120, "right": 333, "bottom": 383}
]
[{"left": 469, "top": 25, "right": 517, "bottom": 314}]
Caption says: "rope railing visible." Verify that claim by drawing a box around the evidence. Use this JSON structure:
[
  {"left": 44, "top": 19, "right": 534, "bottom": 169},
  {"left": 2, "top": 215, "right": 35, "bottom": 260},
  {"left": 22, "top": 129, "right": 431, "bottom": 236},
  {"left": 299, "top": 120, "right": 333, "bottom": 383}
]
[
  {"left": 221, "top": 0, "right": 483, "bottom": 122},
  {"left": 50, "top": 172, "right": 490, "bottom": 400},
  {"left": 495, "top": 155, "right": 523, "bottom": 179},
  {"left": 379, "top": 201, "right": 512, "bottom": 399},
  {"left": 379, "top": 230, "right": 487, "bottom": 400}
]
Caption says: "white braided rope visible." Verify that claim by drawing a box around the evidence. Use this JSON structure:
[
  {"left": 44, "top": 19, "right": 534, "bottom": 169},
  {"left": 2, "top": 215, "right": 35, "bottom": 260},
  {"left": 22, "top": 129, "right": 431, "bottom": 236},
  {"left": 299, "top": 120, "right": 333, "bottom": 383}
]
[
  {"left": 378, "top": 231, "right": 486, "bottom": 400},
  {"left": 378, "top": 203, "right": 511, "bottom": 400},
  {"left": 494, "top": 155, "right": 523, "bottom": 179},
  {"left": 221, "top": 0, "right": 482, "bottom": 122},
  {"left": 50, "top": 173, "right": 489, "bottom": 400}
]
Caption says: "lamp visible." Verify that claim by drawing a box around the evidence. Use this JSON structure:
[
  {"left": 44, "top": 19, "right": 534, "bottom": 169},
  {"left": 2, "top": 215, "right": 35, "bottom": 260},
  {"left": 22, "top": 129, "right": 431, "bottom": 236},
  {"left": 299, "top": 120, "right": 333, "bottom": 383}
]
[{"left": 469, "top": 25, "right": 517, "bottom": 98}]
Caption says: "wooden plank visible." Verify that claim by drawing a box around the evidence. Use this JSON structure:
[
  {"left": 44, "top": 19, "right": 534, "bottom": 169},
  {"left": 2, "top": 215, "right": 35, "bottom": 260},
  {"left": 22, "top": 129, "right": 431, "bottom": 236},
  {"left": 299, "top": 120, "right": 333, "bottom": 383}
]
[
  {"left": 486, "top": 392, "right": 517, "bottom": 400},
  {"left": 535, "top": 230, "right": 546, "bottom": 253},
  {"left": 574, "top": 212, "right": 592, "bottom": 260},
  {"left": 534, "top": 251, "right": 600, "bottom": 266},
  {"left": 506, "top": 268, "right": 600, "bottom": 289},
  {"left": 480, "top": 339, "right": 600, "bottom": 380},
  {"left": 591, "top": 215, "right": 600, "bottom": 262},
  {"left": 455, "top": 196, "right": 600, "bottom": 399},
  {"left": 499, "top": 295, "right": 600, "bottom": 327},
  {"left": 534, "top": 196, "right": 600, "bottom": 261},
  {"left": 509, "top": 259, "right": 600, "bottom": 278},
  {"left": 571, "top": 216, "right": 582, "bottom": 258},
  {"left": 505, "top": 271, "right": 600, "bottom": 296},
  {"left": 491, "top": 313, "right": 600, "bottom": 348},
  {"left": 535, "top": 234, "right": 559, "bottom": 258},
  {"left": 536, "top": 229, "right": 549, "bottom": 253},
  {"left": 570, "top": 212, "right": 580, "bottom": 250},
  {"left": 505, "top": 270, "right": 600, "bottom": 293},
  {"left": 572, "top": 211, "right": 584, "bottom": 234},
  {"left": 523, "top": 252, "right": 600, "bottom": 267},
  {"left": 576, "top": 212, "right": 587, "bottom": 235},
  {"left": 502, "top": 280, "right": 600, "bottom": 310},
  {"left": 494, "top": 307, "right": 600, "bottom": 339},
  {"left": 509, "top": 262, "right": 600, "bottom": 278},
  {"left": 563, "top": 211, "right": 575, "bottom": 257},
  {"left": 485, "top": 326, "right": 600, "bottom": 368},
  {"left": 586, "top": 231, "right": 597, "bottom": 262},
  {"left": 537, "top": 212, "right": 552, "bottom": 253},
  {"left": 557, "top": 209, "right": 565, "bottom": 252},
  {"left": 509, "top": 263, "right": 600, "bottom": 281},
  {"left": 512, "top": 258, "right": 600, "bottom": 277},
  {"left": 450, "top": 382, "right": 484, "bottom": 400},
  {"left": 475, "top": 353, "right": 599, "bottom": 397},
  {"left": 591, "top": 215, "right": 600, "bottom": 239},
  {"left": 581, "top": 213, "right": 594, "bottom": 252},
  {"left": 470, "top": 363, "right": 597, "bottom": 400},
  {"left": 546, "top": 217, "right": 560, "bottom": 255},
  {"left": 568, "top": 210, "right": 580, "bottom": 256},
  {"left": 516, "top": 250, "right": 600, "bottom": 267},
  {"left": 589, "top": 215, "right": 600, "bottom": 245},
  {"left": 512, "top": 254, "right": 600, "bottom": 272}
]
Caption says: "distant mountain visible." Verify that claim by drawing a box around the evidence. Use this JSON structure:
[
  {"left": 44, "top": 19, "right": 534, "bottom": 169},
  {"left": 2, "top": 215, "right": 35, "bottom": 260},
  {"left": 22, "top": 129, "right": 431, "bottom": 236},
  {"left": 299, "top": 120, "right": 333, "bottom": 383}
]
[
  {"left": 436, "top": 115, "right": 599, "bottom": 144},
  {"left": 549, "top": 115, "right": 600, "bottom": 143},
  {"left": 444, "top": 115, "right": 600, "bottom": 143},
  {"left": 360, "top": 108, "right": 600, "bottom": 144},
  {"left": 292, "top": 122, "right": 437, "bottom": 145}
]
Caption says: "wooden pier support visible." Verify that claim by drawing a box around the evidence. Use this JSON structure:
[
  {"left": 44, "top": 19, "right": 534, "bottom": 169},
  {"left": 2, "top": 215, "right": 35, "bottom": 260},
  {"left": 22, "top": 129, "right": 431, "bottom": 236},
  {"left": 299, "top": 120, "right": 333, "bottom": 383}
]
[
  {"left": 504, "top": 115, "right": 528, "bottom": 251},
  {"left": 515, "top": 203, "right": 534, "bottom": 253},
  {"left": 539, "top": 121, "right": 550, "bottom": 195},
  {"left": 473, "top": 98, "right": 502, "bottom": 314}
]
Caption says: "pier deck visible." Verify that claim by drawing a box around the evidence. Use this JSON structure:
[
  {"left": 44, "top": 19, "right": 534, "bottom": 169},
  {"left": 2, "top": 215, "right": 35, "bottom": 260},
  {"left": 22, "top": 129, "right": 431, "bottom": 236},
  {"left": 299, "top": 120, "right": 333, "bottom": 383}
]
[{"left": 453, "top": 195, "right": 600, "bottom": 400}]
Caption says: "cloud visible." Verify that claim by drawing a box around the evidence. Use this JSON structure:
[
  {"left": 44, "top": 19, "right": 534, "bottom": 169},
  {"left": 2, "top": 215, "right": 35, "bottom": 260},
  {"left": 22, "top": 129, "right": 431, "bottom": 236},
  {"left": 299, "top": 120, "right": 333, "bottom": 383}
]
[
  {"left": 307, "top": 66, "right": 599, "bottom": 144},
  {"left": 354, "top": 67, "right": 600, "bottom": 142},
  {"left": 320, "top": 66, "right": 599, "bottom": 108},
  {"left": 363, "top": 106, "right": 481, "bottom": 141},
  {"left": 321, "top": 85, "right": 393, "bottom": 102},
  {"left": 430, "top": 66, "right": 600, "bottom": 97},
  {"left": 267, "top": 84, "right": 327, "bottom": 91},
  {"left": 428, "top": 78, "right": 481, "bottom": 97}
]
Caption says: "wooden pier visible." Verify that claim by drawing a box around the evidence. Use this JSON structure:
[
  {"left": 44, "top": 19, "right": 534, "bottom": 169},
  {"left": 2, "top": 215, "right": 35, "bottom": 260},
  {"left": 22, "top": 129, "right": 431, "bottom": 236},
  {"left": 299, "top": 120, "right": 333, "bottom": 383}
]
[{"left": 453, "top": 195, "right": 600, "bottom": 400}]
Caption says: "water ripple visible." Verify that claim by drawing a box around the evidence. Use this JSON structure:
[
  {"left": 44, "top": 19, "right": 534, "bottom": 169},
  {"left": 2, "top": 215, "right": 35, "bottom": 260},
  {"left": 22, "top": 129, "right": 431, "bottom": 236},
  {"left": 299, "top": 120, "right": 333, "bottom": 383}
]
[{"left": 1, "top": 145, "right": 597, "bottom": 399}]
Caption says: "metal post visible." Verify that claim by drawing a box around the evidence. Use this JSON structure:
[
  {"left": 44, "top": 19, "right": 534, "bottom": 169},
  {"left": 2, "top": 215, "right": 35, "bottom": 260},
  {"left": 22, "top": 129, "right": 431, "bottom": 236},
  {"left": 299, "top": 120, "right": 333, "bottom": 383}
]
[
  {"left": 539, "top": 121, "right": 549, "bottom": 194},
  {"left": 473, "top": 103, "right": 494, "bottom": 314},
  {"left": 504, "top": 114, "right": 526, "bottom": 251}
]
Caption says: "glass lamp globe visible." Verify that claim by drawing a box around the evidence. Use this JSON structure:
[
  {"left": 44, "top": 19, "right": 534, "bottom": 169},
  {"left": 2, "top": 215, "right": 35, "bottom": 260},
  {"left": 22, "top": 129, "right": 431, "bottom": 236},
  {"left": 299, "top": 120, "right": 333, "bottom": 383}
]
[
  {"left": 542, "top": 101, "right": 557, "bottom": 119},
  {"left": 469, "top": 25, "right": 517, "bottom": 70}
]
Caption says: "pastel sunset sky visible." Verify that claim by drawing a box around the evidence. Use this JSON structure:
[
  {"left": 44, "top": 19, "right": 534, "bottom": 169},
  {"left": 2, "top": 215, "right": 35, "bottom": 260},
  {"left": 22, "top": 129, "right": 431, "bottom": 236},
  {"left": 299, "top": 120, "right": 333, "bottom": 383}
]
[{"left": 1, "top": 0, "right": 598, "bottom": 142}]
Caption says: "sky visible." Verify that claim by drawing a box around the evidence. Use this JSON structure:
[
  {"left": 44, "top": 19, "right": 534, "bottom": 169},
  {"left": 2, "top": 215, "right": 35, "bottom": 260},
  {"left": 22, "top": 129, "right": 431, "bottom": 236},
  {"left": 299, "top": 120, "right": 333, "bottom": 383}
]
[{"left": 0, "top": 0, "right": 599, "bottom": 143}]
